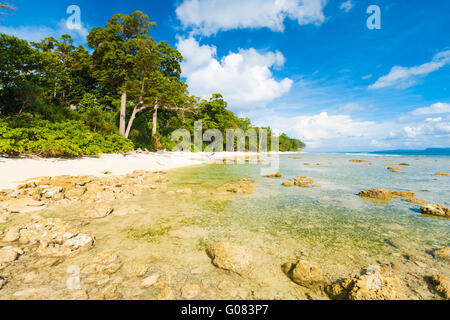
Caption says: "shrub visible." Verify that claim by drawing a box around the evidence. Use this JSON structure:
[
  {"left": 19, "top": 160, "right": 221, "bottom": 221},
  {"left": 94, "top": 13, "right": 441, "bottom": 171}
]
[{"left": 0, "top": 114, "right": 134, "bottom": 156}]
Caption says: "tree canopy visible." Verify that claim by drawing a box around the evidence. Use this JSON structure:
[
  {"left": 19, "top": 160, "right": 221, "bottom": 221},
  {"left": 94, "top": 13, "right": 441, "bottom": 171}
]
[{"left": 0, "top": 11, "right": 305, "bottom": 156}]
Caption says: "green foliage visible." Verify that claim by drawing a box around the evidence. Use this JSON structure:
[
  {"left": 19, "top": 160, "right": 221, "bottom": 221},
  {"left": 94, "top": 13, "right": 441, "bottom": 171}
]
[
  {"left": 0, "top": 11, "right": 305, "bottom": 156},
  {"left": 0, "top": 114, "right": 133, "bottom": 156}
]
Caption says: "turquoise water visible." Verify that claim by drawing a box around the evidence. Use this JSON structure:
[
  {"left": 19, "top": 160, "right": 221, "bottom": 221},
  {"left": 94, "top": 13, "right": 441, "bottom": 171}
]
[{"left": 168, "top": 153, "right": 450, "bottom": 289}]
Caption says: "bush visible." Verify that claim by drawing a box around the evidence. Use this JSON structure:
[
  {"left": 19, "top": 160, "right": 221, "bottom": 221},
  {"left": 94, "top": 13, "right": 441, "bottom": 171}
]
[{"left": 0, "top": 114, "right": 134, "bottom": 156}]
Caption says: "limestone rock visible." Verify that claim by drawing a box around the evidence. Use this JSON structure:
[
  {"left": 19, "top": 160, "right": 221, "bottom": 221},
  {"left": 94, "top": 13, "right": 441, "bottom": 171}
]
[
  {"left": 264, "top": 172, "right": 282, "bottom": 178},
  {"left": 326, "top": 265, "right": 407, "bottom": 300},
  {"left": 387, "top": 166, "right": 402, "bottom": 173},
  {"left": 80, "top": 205, "right": 114, "bottom": 219},
  {"left": 0, "top": 276, "right": 6, "bottom": 290},
  {"left": 292, "top": 176, "right": 314, "bottom": 188},
  {"left": 430, "top": 274, "right": 450, "bottom": 299},
  {"left": 0, "top": 246, "right": 23, "bottom": 263},
  {"left": 282, "top": 181, "right": 294, "bottom": 187},
  {"left": 207, "top": 242, "right": 255, "bottom": 276},
  {"left": 404, "top": 198, "right": 427, "bottom": 205},
  {"left": 391, "top": 191, "right": 415, "bottom": 199},
  {"left": 435, "top": 172, "right": 450, "bottom": 176},
  {"left": 433, "top": 248, "right": 450, "bottom": 261},
  {"left": 181, "top": 284, "right": 201, "bottom": 300},
  {"left": 421, "top": 204, "right": 449, "bottom": 217},
  {"left": 141, "top": 274, "right": 160, "bottom": 288},
  {"left": 359, "top": 189, "right": 392, "bottom": 204},
  {"left": 122, "top": 260, "right": 149, "bottom": 277},
  {"left": 282, "top": 259, "right": 326, "bottom": 290}
]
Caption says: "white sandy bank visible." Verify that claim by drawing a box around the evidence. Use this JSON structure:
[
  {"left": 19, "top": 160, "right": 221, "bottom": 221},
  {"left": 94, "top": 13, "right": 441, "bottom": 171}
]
[{"left": 0, "top": 151, "right": 287, "bottom": 190}]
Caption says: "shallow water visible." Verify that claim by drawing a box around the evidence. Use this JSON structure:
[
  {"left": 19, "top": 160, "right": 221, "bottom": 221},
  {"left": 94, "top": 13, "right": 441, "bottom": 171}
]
[{"left": 1, "top": 153, "right": 449, "bottom": 300}]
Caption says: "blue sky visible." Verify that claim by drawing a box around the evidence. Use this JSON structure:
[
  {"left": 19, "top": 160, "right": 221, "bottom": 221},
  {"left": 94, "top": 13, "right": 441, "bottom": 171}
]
[{"left": 1, "top": 0, "right": 449, "bottom": 151}]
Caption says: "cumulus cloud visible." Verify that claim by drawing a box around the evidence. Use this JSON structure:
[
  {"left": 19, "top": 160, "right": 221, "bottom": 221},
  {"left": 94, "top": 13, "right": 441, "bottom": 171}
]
[
  {"left": 339, "top": 1, "right": 354, "bottom": 13},
  {"left": 176, "top": 0, "right": 327, "bottom": 35},
  {"left": 338, "top": 102, "right": 366, "bottom": 113},
  {"left": 411, "top": 102, "right": 450, "bottom": 115},
  {"left": 369, "top": 50, "right": 450, "bottom": 89},
  {"left": 177, "top": 37, "right": 293, "bottom": 108},
  {"left": 0, "top": 19, "right": 89, "bottom": 44}
]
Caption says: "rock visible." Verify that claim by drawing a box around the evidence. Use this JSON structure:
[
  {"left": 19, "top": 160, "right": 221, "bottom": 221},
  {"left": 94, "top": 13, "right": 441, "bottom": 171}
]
[
  {"left": 113, "top": 204, "right": 145, "bottom": 217},
  {"left": 399, "top": 163, "right": 410, "bottom": 166},
  {"left": 82, "top": 250, "right": 122, "bottom": 276},
  {"left": 215, "top": 179, "right": 255, "bottom": 195},
  {"left": 404, "top": 198, "right": 427, "bottom": 205},
  {"left": 391, "top": 191, "right": 415, "bottom": 199},
  {"left": 292, "top": 176, "right": 314, "bottom": 188},
  {"left": 80, "top": 205, "right": 114, "bottom": 219},
  {"left": 282, "top": 181, "right": 294, "bottom": 187},
  {"left": 207, "top": 242, "right": 255, "bottom": 276},
  {"left": 326, "top": 264, "right": 407, "bottom": 300},
  {"left": 141, "top": 274, "right": 160, "bottom": 288},
  {"left": 349, "top": 159, "right": 368, "bottom": 163},
  {"left": 101, "top": 170, "right": 112, "bottom": 175},
  {"left": 282, "top": 260, "right": 326, "bottom": 290},
  {"left": 430, "top": 274, "right": 450, "bottom": 299},
  {"left": 0, "top": 276, "right": 6, "bottom": 290},
  {"left": 433, "top": 248, "right": 450, "bottom": 261},
  {"left": 420, "top": 204, "right": 450, "bottom": 217},
  {"left": 154, "top": 287, "right": 174, "bottom": 300},
  {"left": 264, "top": 172, "right": 282, "bottom": 178},
  {"left": 312, "top": 184, "right": 321, "bottom": 188},
  {"left": 435, "top": 172, "right": 450, "bottom": 176},
  {"left": 0, "top": 246, "right": 23, "bottom": 263},
  {"left": 387, "top": 166, "right": 402, "bottom": 173},
  {"left": 4, "top": 198, "right": 45, "bottom": 213},
  {"left": 358, "top": 189, "right": 392, "bottom": 204},
  {"left": 122, "top": 260, "right": 149, "bottom": 277},
  {"left": 316, "top": 163, "right": 325, "bottom": 166},
  {"left": 181, "top": 284, "right": 201, "bottom": 299}
]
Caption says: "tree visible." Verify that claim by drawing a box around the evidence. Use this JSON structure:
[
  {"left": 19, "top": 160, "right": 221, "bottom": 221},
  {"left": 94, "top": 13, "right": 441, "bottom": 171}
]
[
  {"left": 87, "top": 11, "right": 156, "bottom": 136},
  {"left": 0, "top": 34, "right": 42, "bottom": 115}
]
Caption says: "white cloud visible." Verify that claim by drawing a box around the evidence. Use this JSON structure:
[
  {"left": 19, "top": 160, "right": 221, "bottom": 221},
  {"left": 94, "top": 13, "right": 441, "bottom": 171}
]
[
  {"left": 362, "top": 74, "right": 373, "bottom": 80},
  {"left": 411, "top": 102, "right": 450, "bottom": 115},
  {"left": 369, "top": 50, "right": 450, "bottom": 89},
  {"left": 176, "top": 0, "right": 327, "bottom": 36},
  {"left": 177, "top": 37, "right": 293, "bottom": 108},
  {"left": 340, "top": 1, "right": 354, "bottom": 13},
  {"left": 0, "top": 19, "right": 89, "bottom": 44},
  {"left": 338, "top": 102, "right": 366, "bottom": 113}
]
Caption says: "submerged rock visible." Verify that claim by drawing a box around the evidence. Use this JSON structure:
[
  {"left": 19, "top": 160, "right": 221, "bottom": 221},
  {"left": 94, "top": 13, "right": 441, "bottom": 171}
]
[
  {"left": 359, "top": 189, "right": 392, "bottom": 203},
  {"left": 292, "top": 176, "right": 315, "bottom": 188},
  {"left": 404, "top": 198, "right": 427, "bottom": 205},
  {"left": 282, "top": 181, "right": 294, "bottom": 187},
  {"left": 207, "top": 242, "right": 255, "bottom": 276},
  {"left": 433, "top": 247, "right": 450, "bottom": 261},
  {"left": 282, "top": 259, "right": 326, "bottom": 290},
  {"left": 215, "top": 179, "right": 255, "bottom": 195},
  {"left": 430, "top": 274, "right": 450, "bottom": 299},
  {"left": 420, "top": 204, "right": 450, "bottom": 217},
  {"left": 326, "top": 264, "right": 407, "bottom": 300},
  {"left": 264, "top": 172, "right": 282, "bottom": 178},
  {"left": 349, "top": 159, "right": 368, "bottom": 163},
  {"left": 387, "top": 166, "right": 403, "bottom": 173},
  {"left": 435, "top": 172, "right": 450, "bottom": 176},
  {"left": 391, "top": 191, "right": 415, "bottom": 199},
  {"left": 80, "top": 205, "right": 114, "bottom": 219}
]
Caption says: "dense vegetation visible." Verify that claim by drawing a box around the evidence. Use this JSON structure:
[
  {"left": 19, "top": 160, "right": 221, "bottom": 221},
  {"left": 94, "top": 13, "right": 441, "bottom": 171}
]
[{"left": 0, "top": 11, "right": 305, "bottom": 156}]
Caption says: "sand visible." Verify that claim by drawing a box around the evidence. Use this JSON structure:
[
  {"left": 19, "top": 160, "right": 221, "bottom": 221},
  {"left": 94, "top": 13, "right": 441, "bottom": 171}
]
[{"left": 0, "top": 151, "right": 286, "bottom": 190}]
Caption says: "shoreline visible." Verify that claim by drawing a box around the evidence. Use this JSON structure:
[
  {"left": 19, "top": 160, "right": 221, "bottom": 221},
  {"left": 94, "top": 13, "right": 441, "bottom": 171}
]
[{"left": 0, "top": 151, "right": 294, "bottom": 190}]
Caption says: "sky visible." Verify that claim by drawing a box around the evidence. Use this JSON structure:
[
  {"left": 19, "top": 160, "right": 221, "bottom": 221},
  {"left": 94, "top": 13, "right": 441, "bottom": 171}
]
[{"left": 1, "top": 0, "right": 449, "bottom": 152}]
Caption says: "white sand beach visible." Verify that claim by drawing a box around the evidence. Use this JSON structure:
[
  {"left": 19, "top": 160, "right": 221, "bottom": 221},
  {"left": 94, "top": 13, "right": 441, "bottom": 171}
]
[{"left": 0, "top": 151, "right": 286, "bottom": 190}]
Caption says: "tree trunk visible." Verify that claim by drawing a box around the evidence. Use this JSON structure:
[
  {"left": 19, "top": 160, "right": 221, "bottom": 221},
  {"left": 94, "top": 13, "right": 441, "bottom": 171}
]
[
  {"left": 152, "top": 105, "right": 158, "bottom": 136},
  {"left": 119, "top": 89, "right": 127, "bottom": 136},
  {"left": 124, "top": 106, "right": 138, "bottom": 138}
]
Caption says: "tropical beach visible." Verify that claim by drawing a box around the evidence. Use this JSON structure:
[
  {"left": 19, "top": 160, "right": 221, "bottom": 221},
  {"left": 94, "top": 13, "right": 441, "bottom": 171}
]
[{"left": 0, "top": 0, "right": 449, "bottom": 303}]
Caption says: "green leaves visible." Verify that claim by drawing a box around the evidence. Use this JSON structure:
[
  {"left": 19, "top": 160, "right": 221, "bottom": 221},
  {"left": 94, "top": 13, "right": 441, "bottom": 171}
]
[{"left": 0, "top": 114, "right": 134, "bottom": 156}]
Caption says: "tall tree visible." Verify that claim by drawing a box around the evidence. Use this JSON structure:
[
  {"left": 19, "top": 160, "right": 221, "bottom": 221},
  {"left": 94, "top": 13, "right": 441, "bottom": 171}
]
[{"left": 87, "top": 11, "right": 156, "bottom": 136}]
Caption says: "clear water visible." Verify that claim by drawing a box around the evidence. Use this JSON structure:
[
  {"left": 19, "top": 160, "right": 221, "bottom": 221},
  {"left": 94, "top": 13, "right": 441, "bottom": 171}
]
[{"left": 1, "top": 153, "right": 449, "bottom": 300}]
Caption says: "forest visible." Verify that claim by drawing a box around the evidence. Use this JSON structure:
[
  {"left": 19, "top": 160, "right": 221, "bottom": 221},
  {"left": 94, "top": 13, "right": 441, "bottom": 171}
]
[{"left": 0, "top": 11, "right": 305, "bottom": 156}]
